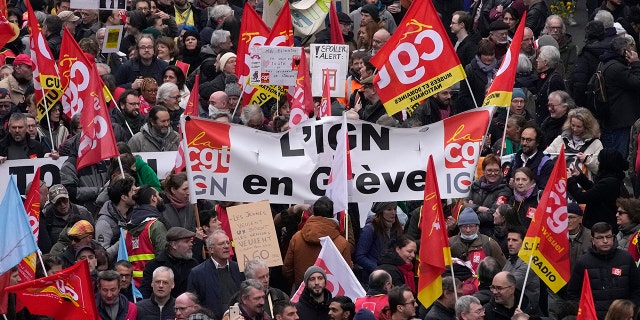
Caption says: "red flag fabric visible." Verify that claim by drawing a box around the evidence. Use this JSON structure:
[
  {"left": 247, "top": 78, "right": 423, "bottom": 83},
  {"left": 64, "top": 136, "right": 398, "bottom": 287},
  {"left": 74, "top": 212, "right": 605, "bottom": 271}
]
[
  {"left": 417, "top": 156, "right": 452, "bottom": 308},
  {"left": 370, "top": 0, "right": 465, "bottom": 116},
  {"left": 59, "top": 27, "right": 83, "bottom": 117},
  {"left": 174, "top": 73, "right": 200, "bottom": 173},
  {"left": 0, "top": 12, "right": 15, "bottom": 51},
  {"left": 329, "top": 0, "right": 344, "bottom": 45},
  {"left": 17, "top": 167, "right": 41, "bottom": 283},
  {"left": 27, "top": 0, "right": 63, "bottom": 122},
  {"left": 266, "top": 1, "right": 294, "bottom": 47},
  {"left": 518, "top": 147, "right": 570, "bottom": 293},
  {"left": 289, "top": 50, "right": 313, "bottom": 127},
  {"left": 175, "top": 60, "right": 190, "bottom": 77},
  {"left": 76, "top": 53, "right": 120, "bottom": 170},
  {"left": 318, "top": 69, "right": 332, "bottom": 117},
  {"left": 577, "top": 269, "right": 597, "bottom": 320},
  {"left": 6, "top": 259, "right": 99, "bottom": 320},
  {"left": 482, "top": 13, "right": 526, "bottom": 107}
]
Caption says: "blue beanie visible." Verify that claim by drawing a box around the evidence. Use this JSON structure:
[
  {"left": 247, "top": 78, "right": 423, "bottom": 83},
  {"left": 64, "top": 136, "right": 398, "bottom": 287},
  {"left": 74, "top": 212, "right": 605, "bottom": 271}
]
[
  {"left": 512, "top": 88, "right": 526, "bottom": 100},
  {"left": 458, "top": 207, "right": 480, "bottom": 226},
  {"left": 354, "top": 309, "right": 376, "bottom": 320}
]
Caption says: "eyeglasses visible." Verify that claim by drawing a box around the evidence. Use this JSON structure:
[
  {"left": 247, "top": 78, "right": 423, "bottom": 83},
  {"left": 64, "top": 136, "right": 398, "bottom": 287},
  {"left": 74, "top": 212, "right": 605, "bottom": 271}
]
[
  {"left": 520, "top": 137, "right": 535, "bottom": 143},
  {"left": 490, "top": 285, "right": 513, "bottom": 292},
  {"left": 617, "top": 210, "right": 629, "bottom": 215},
  {"left": 403, "top": 299, "right": 416, "bottom": 305},
  {"left": 170, "top": 95, "right": 182, "bottom": 100},
  {"left": 174, "top": 305, "right": 195, "bottom": 312},
  {"left": 460, "top": 224, "right": 478, "bottom": 230},
  {"left": 70, "top": 235, "right": 91, "bottom": 242},
  {"left": 139, "top": 46, "right": 154, "bottom": 50},
  {"left": 485, "top": 169, "right": 500, "bottom": 174},
  {"left": 593, "top": 234, "right": 615, "bottom": 240}
]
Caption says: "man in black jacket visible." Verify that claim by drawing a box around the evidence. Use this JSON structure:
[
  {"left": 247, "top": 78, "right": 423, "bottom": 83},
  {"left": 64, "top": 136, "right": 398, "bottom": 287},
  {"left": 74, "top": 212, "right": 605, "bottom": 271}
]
[
  {"left": 424, "top": 276, "right": 459, "bottom": 320},
  {"left": 136, "top": 266, "right": 176, "bottom": 320},
  {"left": 567, "top": 222, "right": 640, "bottom": 319},
  {"left": 506, "top": 126, "right": 553, "bottom": 189},
  {"left": 0, "top": 112, "right": 49, "bottom": 163},
  {"left": 296, "top": 266, "right": 332, "bottom": 320},
  {"left": 523, "top": 0, "right": 550, "bottom": 37}
]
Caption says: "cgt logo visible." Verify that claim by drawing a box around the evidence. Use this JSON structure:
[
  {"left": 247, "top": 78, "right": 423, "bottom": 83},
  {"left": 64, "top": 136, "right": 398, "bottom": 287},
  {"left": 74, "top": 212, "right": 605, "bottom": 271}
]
[
  {"left": 443, "top": 113, "right": 486, "bottom": 169},
  {"left": 186, "top": 121, "right": 232, "bottom": 173},
  {"left": 314, "top": 259, "right": 346, "bottom": 298}
]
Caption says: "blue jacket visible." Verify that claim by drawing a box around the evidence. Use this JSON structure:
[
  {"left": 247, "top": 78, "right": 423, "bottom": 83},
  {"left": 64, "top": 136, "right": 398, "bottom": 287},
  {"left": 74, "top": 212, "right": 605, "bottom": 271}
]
[
  {"left": 187, "top": 259, "right": 245, "bottom": 320},
  {"left": 355, "top": 223, "right": 395, "bottom": 274}
]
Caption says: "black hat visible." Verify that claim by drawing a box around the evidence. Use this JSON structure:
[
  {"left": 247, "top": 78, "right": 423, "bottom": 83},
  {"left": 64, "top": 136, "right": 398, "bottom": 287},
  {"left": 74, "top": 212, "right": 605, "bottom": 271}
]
[
  {"left": 361, "top": 4, "right": 380, "bottom": 22},
  {"left": 337, "top": 12, "right": 352, "bottom": 24},
  {"left": 489, "top": 20, "right": 510, "bottom": 31},
  {"left": 567, "top": 203, "right": 583, "bottom": 216}
]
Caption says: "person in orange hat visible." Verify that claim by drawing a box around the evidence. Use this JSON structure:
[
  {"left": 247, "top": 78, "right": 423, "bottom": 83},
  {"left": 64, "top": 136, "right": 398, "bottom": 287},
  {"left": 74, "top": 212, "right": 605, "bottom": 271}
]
[{"left": 57, "top": 219, "right": 108, "bottom": 268}]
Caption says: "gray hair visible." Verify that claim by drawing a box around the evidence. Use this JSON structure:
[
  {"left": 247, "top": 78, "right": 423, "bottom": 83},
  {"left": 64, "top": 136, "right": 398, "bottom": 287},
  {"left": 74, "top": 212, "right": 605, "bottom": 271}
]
[
  {"left": 96, "top": 63, "right": 111, "bottom": 75},
  {"left": 240, "top": 279, "right": 264, "bottom": 298},
  {"left": 211, "top": 29, "right": 231, "bottom": 48},
  {"left": 538, "top": 46, "right": 561, "bottom": 68},
  {"left": 543, "top": 15, "right": 565, "bottom": 34},
  {"left": 152, "top": 266, "right": 175, "bottom": 281},
  {"left": 9, "top": 112, "right": 26, "bottom": 125},
  {"left": 210, "top": 5, "right": 232, "bottom": 21},
  {"left": 205, "top": 229, "right": 229, "bottom": 248},
  {"left": 594, "top": 10, "right": 614, "bottom": 28},
  {"left": 516, "top": 53, "right": 532, "bottom": 73},
  {"left": 244, "top": 258, "right": 268, "bottom": 280},
  {"left": 240, "top": 104, "right": 264, "bottom": 124},
  {"left": 157, "top": 82, "right": 179, "bottom": 102},
  {"left": 455, "top": 295, "right": 481, "bottom": 319}
]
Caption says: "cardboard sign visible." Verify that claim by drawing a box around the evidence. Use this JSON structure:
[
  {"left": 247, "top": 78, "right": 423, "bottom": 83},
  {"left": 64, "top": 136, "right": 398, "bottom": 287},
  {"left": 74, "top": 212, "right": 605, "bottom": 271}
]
[
  {"left": 310, "top": 44, "right": 349, "bottom": 97},
  {"left": 249, "top": 46, "right": 301, "bottom": 86},
  {"left": 102, "top": 25, "right": 123, "bottom": 53},
  {"left": 227, "top": 201, "right": 283, "bottom": 271}
]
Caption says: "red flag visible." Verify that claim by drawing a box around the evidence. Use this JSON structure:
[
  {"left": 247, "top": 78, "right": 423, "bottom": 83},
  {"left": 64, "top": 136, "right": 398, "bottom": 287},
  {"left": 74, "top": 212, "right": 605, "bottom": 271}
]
[
  {"left": 76, "top": 55, "right": 120, "bottom": 170},
  {"left": 370, "top": 0, "right": 465, "bottom": 116},
  {"left": 318, "top": 69, "right": 332, "bottom": 117},
  {"left": 482, "top": 12, "right": 526, "bottom": 107},
  {"left": 518, "top": 147, "right": 570, "bottom": 293},
  {"left": 417, "top": 156, "right": 452, "bottom": 308},
  {"left": 174, "top": 73, "right": 200, "bottom": 173},
  {"left": 628, "top": 230, "right": 640, "bottom": 265},
  {"left": 577, "top": 269, "right": 597, "bottom": 320},
  {"left": 266, "top": 1, "right": 293, "bottom": 47},
  {"left": 0, "top": 12, "right": 15, "bottom": 50},
  {"left": 6, "top": 259, "right": 99, "bottom": 320},
  {"left": 0, "top": 270, "right": 11, "bottom": 314},
  {"left": 329, "top": 0, "right": 344, "bottom": 45},
  {"left": 289, "top": 50, "right": 313, "bottom": 127},
  {"left": 17, "top": 167, "right": 41, "bottom": 283},
  {"left": 175, "top": 60, "right": 190, "bottom": 77},
  {"left": 0, "top": 0, "right": 6, "bottom": 18},
  {"left": 27, "top": 0, "right": 64, "bottom": 122}
]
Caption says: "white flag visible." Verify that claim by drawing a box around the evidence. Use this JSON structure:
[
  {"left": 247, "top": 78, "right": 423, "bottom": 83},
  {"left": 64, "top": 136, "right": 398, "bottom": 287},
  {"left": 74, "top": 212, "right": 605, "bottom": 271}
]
[
  {"left": 291, "top": 236, "right": 365, "bottom": 302},
  {"left": 325, "top": 116, "right": 351, "bottom": 214}
]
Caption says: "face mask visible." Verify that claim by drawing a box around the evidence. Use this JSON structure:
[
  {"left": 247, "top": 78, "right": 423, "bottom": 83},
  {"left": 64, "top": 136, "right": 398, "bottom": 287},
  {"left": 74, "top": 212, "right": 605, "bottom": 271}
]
[{"left": 460, "top": 233, "right": 478, "bottom": 241}]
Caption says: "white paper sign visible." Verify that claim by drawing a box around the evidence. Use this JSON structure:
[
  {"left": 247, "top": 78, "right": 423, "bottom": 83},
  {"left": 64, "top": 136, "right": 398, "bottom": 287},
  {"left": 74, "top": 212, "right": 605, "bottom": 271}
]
[
  {"left": 249, "top": 46, "right": 302, "bottom": 86},
  {"left": 310, "top": 44, "right": 349, "bottom": 97}
]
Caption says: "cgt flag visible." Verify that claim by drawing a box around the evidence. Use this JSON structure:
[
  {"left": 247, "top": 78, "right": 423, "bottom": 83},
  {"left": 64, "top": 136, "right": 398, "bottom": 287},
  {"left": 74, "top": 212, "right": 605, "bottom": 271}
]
[
  {"left": 289, "top": 50, "right": 313, "bottom": 127},
  {"left": 17, "top": 167, "right": 42, "bottom": 283},
  {"left": 290, "top": 236, "right": 365, "bottom": 303},
  {"left": 518, "top": 147, "right": 570, "bottom": 293},
  {"left": 577, "top": 269, "right": 597, "bottom": 320},
  {"left": 482, "top": 12, "right": 527, "bottom": 107},
  {"left": 417, "top": 156, "right": 452, "bottom": 308},
  {"left": 27, "top": 0, "right": 64, "bottom": 122},
  {"left": 370, "top": 0, "right": 465, "bottom": 116},
  {"left": 6, "top": 259, "right": 98, "bottom": 320},
  {"left": 174, "top": 73, "right": 200, "bottom": 173}
]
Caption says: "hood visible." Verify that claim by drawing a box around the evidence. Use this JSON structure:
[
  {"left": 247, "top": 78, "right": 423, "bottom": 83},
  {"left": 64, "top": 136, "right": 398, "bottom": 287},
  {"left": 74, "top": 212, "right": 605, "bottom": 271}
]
[
  {"left": 128, "top": 204, "right": 161, "bottom": 226},
  {"left": 200, "top": 44, "right": 217, "bottom": 58},
  {"left": 98, "top": 200, "right": 129, "bottom": 224},
  {"left": 300, "top": 216, "right": 341, "bottom": 245}
]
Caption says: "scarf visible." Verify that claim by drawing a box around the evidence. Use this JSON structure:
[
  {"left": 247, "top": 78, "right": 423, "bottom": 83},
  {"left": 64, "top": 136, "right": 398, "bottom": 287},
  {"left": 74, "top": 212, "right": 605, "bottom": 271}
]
[
  {"left": 475, "top": 56, "right": 498, "bottom": 83},
  {"left": 397, "top": 262, "right": 416, "bottom": 293},
  {"left": 166, "top": 191, "right": 188, "bottom": 210},
  {"left": 513, "top": 183, "right": 536, "bottom": 202}
]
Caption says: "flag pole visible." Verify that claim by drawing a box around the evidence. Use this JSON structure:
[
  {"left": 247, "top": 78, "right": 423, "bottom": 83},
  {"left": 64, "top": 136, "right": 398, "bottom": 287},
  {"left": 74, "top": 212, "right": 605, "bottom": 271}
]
[
  {"left": 231, "top": 82, "right": 245, "bottom": 120},
  {"left": 36, "top": 249, "right": 48, "bottom": 278},
  {"left": 463, "top": 79, "right": 479, "bottom": 109},
  {"left": 518, "top": 238, "right": 537, "bottom": 309},
  {"left": 109, "top": 95, "right": 135, "bottom": 138},
  {"left": 449, "top": 259, "right": 458, "bottom": 300},
  {"left": 40, "top": 87, "right": 56, "bottom": 152},
  {"left": 500, "top": 107, "right": 511, "bottom": 155},
  {"left": 117, "top": 155, "right": 126, "bottom": 179}
]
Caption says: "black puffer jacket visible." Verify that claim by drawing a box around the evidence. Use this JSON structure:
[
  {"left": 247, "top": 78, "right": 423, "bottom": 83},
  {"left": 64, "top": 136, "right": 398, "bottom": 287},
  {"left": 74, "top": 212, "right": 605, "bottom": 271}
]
[
  {"left": 296, "top": 288, "right": 331, "bottom": 320},
  {"left": 570, "top": 40, "right": 608, "bottom": 109},
  {"left": 567, "top": 247, "right": 640, "bottom": 319},
  {"left": 466, "top": 177, "right": 512, "bottom": 236},
  {"left": 376, "top": 248, "right": 409, "bottom": 288},
  {"left": 600, "top": 51, "right": 640, "bottom": 130}
]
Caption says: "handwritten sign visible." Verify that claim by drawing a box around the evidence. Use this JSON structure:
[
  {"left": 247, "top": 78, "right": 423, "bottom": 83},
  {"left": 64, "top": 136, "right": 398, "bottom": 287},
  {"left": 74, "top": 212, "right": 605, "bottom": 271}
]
[
  {"left": 249, "top": 46, "right": 301, "bottom": 86},
  {"left": 227, "top": 201, "right": 283, "bottom": 271},
  {"left": 310, "top": 44, "right": 349, "bottom": 97}
]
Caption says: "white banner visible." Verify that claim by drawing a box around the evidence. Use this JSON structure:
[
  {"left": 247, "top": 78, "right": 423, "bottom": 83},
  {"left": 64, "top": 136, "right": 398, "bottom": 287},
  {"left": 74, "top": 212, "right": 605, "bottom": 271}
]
[
  {"left": 182, "top": 107, "right": 495, "bottom": 203},
  {"left": 0, "top": 152, "right": 177, "bottom": 197}
]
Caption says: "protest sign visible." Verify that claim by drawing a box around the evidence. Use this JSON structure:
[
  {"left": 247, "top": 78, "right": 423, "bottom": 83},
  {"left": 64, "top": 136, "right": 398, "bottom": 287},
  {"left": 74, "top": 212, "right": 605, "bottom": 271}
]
[
  {"left": 227, "top": 201, "right": 283, "bottom": 271},
  {"left": 249, "top": 46, "right": 301, "bottom": 86},
  {"left": 310, "top": 44, "right": 349, "bottom": 97},
  {"left": 102, "top": 26, "right": 123, "bottom": 53}
]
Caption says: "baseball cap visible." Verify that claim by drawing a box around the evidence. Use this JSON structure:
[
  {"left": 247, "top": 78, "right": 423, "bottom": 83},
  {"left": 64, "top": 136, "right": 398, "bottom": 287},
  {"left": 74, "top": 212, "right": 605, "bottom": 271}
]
[{"left": 49, "top": 184, "right": 69, "bottom": 203}]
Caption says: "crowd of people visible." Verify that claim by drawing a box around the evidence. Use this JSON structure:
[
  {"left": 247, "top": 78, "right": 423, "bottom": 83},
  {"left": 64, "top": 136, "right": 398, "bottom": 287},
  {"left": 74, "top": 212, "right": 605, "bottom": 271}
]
[{"left": 3, "top": 0, "right": 640, "bottom": 319}]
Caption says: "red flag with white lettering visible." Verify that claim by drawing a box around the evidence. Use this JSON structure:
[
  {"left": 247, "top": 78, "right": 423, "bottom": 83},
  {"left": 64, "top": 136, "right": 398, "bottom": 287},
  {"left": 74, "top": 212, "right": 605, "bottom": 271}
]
[
  {"left": 76, "top": 58, "right": 120, "bottom": 170},
  {"left": 17, "top": 167, "right": 41, "bottom": 283},
  {"left": 174, "top": 73, "right": 200, "bottom": 173},
  {"left": 289, "top": 50, "right": 313, "bottom": 127},
  {"left": 518, "top": 147, "right": 570, "bottom": 293},
  {"left": 370, "top": 0, "right": 465, "bottom": 116},
  {"left": 318, "top": 69, "right": 332, "bottom": 118},
  {"left": 6, "top": 259, "right": 99, "bottom": 320}
]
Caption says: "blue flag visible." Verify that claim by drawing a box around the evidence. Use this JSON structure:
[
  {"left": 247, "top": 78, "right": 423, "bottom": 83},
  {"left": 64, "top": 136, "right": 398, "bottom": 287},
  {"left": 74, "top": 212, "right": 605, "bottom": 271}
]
[
  {"left": 118, "top": 227, "right": 143, "bottom": 299},
  {"left": 0, "top": 176, "right": 38, "bottom": 274}
]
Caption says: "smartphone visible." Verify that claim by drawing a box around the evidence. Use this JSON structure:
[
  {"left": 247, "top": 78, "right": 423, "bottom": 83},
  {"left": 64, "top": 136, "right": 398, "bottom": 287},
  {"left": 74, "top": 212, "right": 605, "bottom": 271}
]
[{"left": 229, "top": 304, "right": 240, "bottom": 320}]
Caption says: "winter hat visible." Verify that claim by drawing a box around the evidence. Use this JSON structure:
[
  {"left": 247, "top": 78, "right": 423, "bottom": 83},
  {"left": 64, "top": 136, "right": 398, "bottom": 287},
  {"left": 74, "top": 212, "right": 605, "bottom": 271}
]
[
  {"left": 361, "top": 4, "right": 380, "bottom": 22},
  {"left": 182, "top": 29, "right": 201, "bottom": 43},
  {"left": 567, "top": 203, "right": 583, "bottom": 216},
  {"left": 371, "top": 202, "right": 397, "bottom": 213},
  {"left": 489, "top": 20, "right": 510, "bottom": 31},
  {"left": 598, "top": 148, "right": 629, "bottom": 175},
  {"left": 458, "top": 207, "right": 480, "bottom": 226},
  {"left": 225, "top": 74, "right": 242, "bottom": 97},
  {"left": 512, "top": 88, "right": 526, "bottom": 100},
  {"left": 536, "top": 35, "right": 559, "bottom": 49},
  {"left": 0, "top": 88, "right": 11, "bottom": 104},
  {"left": 303, "top": 266, "right": 326, "bottom": 285},
  {"left": 337, "top": 12, "right": 353, "bottom": 24},
  {"left": 219, "top": 52, "right": 237, "bottom": 70},
  {"left": 68, "top": 220, "right": 94, "bottom": 237},
  {"left": 354, "top": 309, "right": 376, "bottom": 320},
  {"left": 13, "top": 54, "right": 34, "bottom": 69}
]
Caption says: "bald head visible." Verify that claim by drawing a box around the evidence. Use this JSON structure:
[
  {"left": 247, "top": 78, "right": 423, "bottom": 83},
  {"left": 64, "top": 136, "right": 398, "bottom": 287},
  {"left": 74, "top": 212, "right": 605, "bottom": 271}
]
[
  {"left": 175, "top": 292, "right": 200, "bottom": 319},
  {"left": 210, "top": 91, "right": 229, "bottom": 109},
  {"left": 372, "top": 29, "right": 390, "bottom": 53}
]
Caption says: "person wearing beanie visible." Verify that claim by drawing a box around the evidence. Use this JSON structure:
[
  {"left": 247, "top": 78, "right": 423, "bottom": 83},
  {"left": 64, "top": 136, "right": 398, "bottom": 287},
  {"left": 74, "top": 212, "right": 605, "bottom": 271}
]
[
  {"left": 199, "top": 52, "right": 237, "bottom": 102},
  {"left": 353, "top": 308, "right": 375, "bottom": 320},
  {"left": 348, "top": 0, "right": 397, "bottom": 34},
  {"left": 488, "top": 20, "right": 511, "bottom": 60},
  {"left": 178, "top": 30, "right": 202, "bottom": 75},
  {"left": 296, "top": 266, "right": 332, "bottom": 320},
  {"left": 567, "top": 202, "right": 591, "bottom": 272},
  {"left": 449, "top": 207, "right": 506, "bottom": 271},
  {"left": 355, "top": 202, "right": 401, "bottom": 276}
]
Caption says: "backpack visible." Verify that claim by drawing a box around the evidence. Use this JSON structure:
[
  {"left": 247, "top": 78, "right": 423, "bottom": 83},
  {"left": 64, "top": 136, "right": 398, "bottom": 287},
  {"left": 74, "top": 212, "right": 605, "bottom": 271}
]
[{"left": 586, "top": 61, "right": 614, "bottom": 119}]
